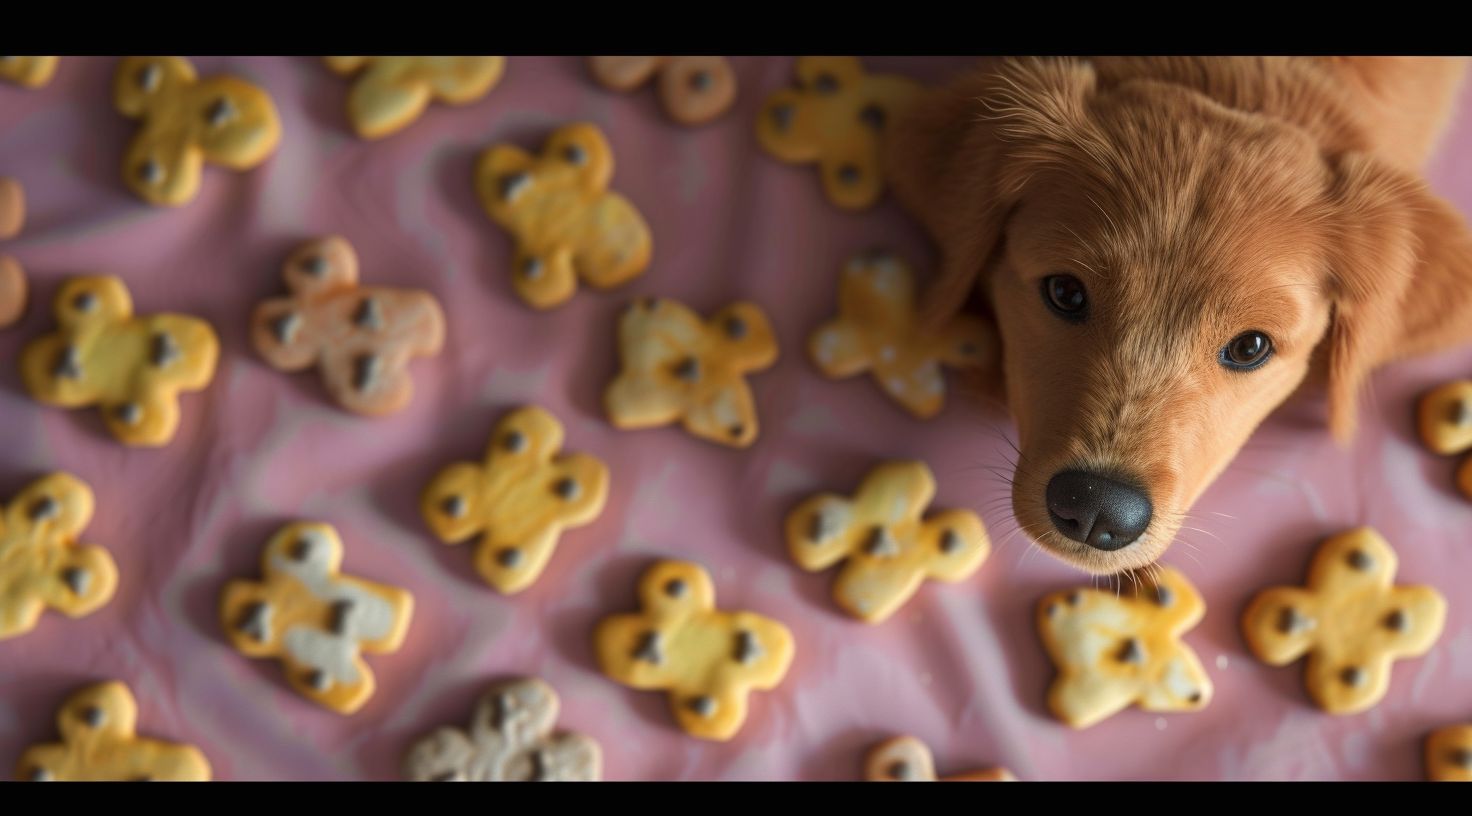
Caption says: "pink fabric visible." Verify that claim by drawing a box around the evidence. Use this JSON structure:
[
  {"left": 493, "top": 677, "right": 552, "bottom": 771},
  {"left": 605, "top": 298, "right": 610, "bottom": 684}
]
[{"left": 1, "top": 56, "right": 1470, "bottom": 781}]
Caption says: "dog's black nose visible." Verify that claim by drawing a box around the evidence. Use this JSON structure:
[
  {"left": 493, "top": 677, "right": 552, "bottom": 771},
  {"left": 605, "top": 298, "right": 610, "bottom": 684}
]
[{"left": 1045, "top": 470, "right": 1152, "bottom": 551}]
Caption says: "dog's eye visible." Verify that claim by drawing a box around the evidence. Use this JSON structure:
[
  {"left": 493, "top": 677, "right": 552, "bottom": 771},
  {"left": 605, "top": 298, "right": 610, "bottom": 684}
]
[
  {"left": 1041, "top": 275, "right": 1088, "bottom": 322},
  {"left": 1220, "top": 331, "right": 1273, "bottom": 371}
]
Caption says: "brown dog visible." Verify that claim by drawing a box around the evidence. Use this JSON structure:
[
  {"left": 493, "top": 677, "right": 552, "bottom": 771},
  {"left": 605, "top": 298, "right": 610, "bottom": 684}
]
[{"left": 885, "top": 57, "right": 1472, "bottom": 575}]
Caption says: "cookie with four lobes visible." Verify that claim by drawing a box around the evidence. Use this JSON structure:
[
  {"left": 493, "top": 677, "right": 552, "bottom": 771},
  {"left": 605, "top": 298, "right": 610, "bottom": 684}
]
[
  {"left": 594, "top": 559, "right": 795, "bottom": 741},
  {"left": 587, "top": 56, "right": 737, "bottom": 126},
  {"left": 421, "top": 406, "right": 609, "bottom": 594},
  {"left": 0, "top": 176, "right": 27, "bottom": 327},
  {"left": 1417, "top": 380, "right": 1472, "bottom": 499},
  {"left": 1241, "top": 527, "right": 1446, "bottom": 715},
  {"left": 14, "top": 681, "right": 211, "bottom": 781},
  {"left": 0, "top": 56, "right": 59, "bottom": 88},
  {"left": 114, "top": 56, "right": 281, "bottom": 207},
  {"left": 403, "top": 677, "right": 601, "bottom": 782},
  {"left": 20, "top": 275, "right": 220, "bottom": 447},
  {"left": 473, "top": 122, "right": 652, "bottom": 310},
  {"left": 1426, "top": 724, "right": 1472, "bottom": 782},
  {"left": 219, "top": 521, "right": 415, "bottom": 715},
  {"left": 604, "top": 297, "right": 778, "bottom": 449},
  {"left": 1037, "top": 566, "right": 1213, "bottom": 729},
  {"left": 810, "top": 250, "right": 994, "bottom": 419},
  {"left": 864, "top": 736, "right": 1016, "bottom": 782},
  {"left": 785, "top": 460, "right": 989, "bottom": 624},
  {"left": 0, "top": 473, "right": 118, "bottom": 641},
  {"left": 324, "top": 57, "right": 507, "bottom": 140},
  {"left": 251, "top": 236, "right": 446, "bottom": 417},
  {"left": 755, "top": 57, "right": 920, "bottom": 211}
]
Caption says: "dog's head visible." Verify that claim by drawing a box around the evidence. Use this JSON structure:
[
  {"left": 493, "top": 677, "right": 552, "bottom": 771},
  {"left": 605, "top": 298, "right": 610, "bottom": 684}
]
[{"left": 888, "top": 57, "right": 1471, "bottom": 573}]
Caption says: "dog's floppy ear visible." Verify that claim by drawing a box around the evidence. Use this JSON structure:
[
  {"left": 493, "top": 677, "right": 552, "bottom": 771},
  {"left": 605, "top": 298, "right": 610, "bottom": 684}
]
[
  {"left": 885, "top": 57, "right": 1102, "bottom": 322},
  {"left": 1323, "top": 151, "right": 1472, "bottom": 443}
]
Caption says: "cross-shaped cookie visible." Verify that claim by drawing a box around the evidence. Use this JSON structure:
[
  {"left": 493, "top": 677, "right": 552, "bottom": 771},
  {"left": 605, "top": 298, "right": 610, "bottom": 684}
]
[
  {"left": 0, "top": 472, "right": 118, "bottom": 641},
  {"left": 0, "top": 56, "right": 58, "bottom": 89},
  {"left": 864, "top": 736, "right": 1015, "bottom": 782},
  {"left": 219, "top": 521, "right": 415, "bottom": 715},
  {"left": 1417, "top": 380, "right": 1472, "bottom": 500},
  {"left": 594, "top": 560, "right": 795, "bottom": 741},
  {"left": 1241, "top": 527, "right": 1446, "bottom": 715},
  {"left": 0, "top": 176, "right": 26, "bottom": 327},
  {"left": 588, "top": 56, "right": 737, "bottom": 126},
  {"left": 1426, "top": 724, "right": 1472, "bottom": 782},
  {"left": 15, "top": 681, "right": 211, "bottom": 781},
  {"left": 324, "top": 57, "right": 506, "bottom": 140}
]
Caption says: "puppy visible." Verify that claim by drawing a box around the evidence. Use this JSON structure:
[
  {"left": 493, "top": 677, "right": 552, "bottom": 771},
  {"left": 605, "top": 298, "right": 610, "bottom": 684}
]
[{"left": 885, "top": 57, "right": 1472, "bottom": 574}]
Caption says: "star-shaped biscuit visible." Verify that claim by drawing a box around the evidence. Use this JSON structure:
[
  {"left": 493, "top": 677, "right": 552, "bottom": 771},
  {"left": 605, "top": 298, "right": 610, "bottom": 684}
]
[
  {"left": 0, "top": 56, "right": 59, "bottom": 89},
  {"left": 14, "top": 681, "right": 211, "bottom": 781},
  {"left": 1426, "top": 724, "right": 1472, "bottom": 782},
  {"left": 324, "top": 57, "right": 506, "bottom": 140},
  {"left": 864, "top": 736, "right": 1015, "bottom": 782},
  {"left": 588, "top": 56, "right": 737, "bottom": 125},
  {"left": 0, "top": 472, "right": 118, "bottom": 641},
  {"left": 1417, "top": 381, "right": 1472, "bottom": 500},
  {"left": 0, "top": 176, "right": 27, "bottom": 327}
]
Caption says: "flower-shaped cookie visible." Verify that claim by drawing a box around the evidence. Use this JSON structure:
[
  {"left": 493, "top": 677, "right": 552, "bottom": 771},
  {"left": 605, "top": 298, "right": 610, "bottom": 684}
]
[
  {"left": 604, "top": 297, "right": 778, "bottom": 448},
  {"left": 1037, "top": 566, "right": 1213, "bottom": 729},
  {"left": 755, "top": 57, "right": 920, "bottom": 211},
  {"left": 810, "top": 251, "right": 995, "bottom": 418},
  {"left": 250, "top": 236, "right": 446, "bottom": 417},
  {"left": 473, "top": 122, "right": 652, "bottom": 309},
  {"left": 785, "top": 460, "right": 989, "bottom": 624},
  {"left": 14, "top": 681, "right": 211, "bottom": 781},
  {"left": 0, "top": 176, "right": 26, "bottom": 327},
  {"left": 219, "top": 521, "right": 415, "bottom": 715},
  {"left": 0, "top": 473, "right": 117, "bottom": 642},
  {"left": 594, "top": 560, "right": 795, "bottom": 741},
  {"left": 114, "top": 56, "right": 281, "bottom": 207},
  {"left": 20, "top": 275, "right": 220, "bottom": 447},
  {"left": 421, "top": 406, "right": 609, "bottom": 594},
  {"left": 1241, "top": 527, "right": 1446, "bottom": 715},
  {"left": 403, "top": 677, "right": 601, "bottom": 782},
  {"left": 324, "top": 57, "right": 506, "bottom": 140},
  {"left": 0, "top": 56, "right": 58, "bottom": 88},
  {"left": 864, "top": 736, "right": 1015, "bottom": 782},
  {"left": 588, "top": 56, "right": 737, "bottom": 126},
  {"left": 1417, "top": 381, "right": 1472, "bottom": 500},
  {"left": 1426, "top": 724, "right": 1472, "bottom": 782}
]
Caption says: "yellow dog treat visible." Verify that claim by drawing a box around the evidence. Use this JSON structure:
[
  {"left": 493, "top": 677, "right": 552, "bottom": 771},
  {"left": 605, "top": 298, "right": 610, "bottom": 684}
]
[
  {"left": 403, "top": 677, "right": 601, "bottom": 782},
  {"left": 588, "top": 56, "right": 737, "bottom": 126},
  {"left": 1426, "top": 724, "right": 1472, "bottom": 782},
  {"left": 15, "top": 681, "right": 210, "bottom": 781},
  {"left": 20, "top": 275, "right": 219, "bottom": 447},
  {"left": 594, "top": 560, "right": 794, "bottom": 741},
  {"left": 0, "top": 176, "right": 26, "bottom": 327},
  {"left": 810, "top": 250, "right": 994, "bottom": 419},
  {"left": 1241, "top": 527, "right": 1446, "bottom": 715},
  {"left": 473, "top": 122, "right": 652, "bottom": 310},
  {"left": 251, "top": 236, "right": 446, "bottom": 417},
  {"left": 219, "top": 521, "right": 415, "bottom": 715},
  {"left": 604, "top": 297, "right": 778, "bottom": 448},
  {"left": 114, "top": 56, "right": 281, "bottom": 207},
  {"left": 0, "top": 473, "right": 118, "bottom": 642},
  {"left": 324, "top": 57, "right": 506, "bottom": 140},
  {"left": 0, "top": 56, "right": 58, "bottom": 88},
  {"left": 785, "top": 460, "right": 989, "bottom": 624},
  {"left": 1037, "top": 566, "right": 1212, "bottom": 729},
  {"left": 755, "top": 57, "right": 920, "bottom": 211},
  {"left": 864, "top": 736, "right": 1015, "bottom": 782},
  {"left": 1417, "top": 381, "right": 1472, "bottom": 500},
  {"left": 421, "top": 406, "right": 609, "bottom": 594}
]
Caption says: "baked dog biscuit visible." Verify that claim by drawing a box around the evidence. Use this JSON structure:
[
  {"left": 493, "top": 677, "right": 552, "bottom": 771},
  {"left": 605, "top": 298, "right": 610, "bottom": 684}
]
[
  {"left": 1417, "top": 380, "right": 1472, "bottom": 499},
  {"left": 251, "top": 236, "right": 446, "bottom": 417},
  {"left": 473, "top": 122, "right": 652, "bottom": 309},
  {"left": 0, "top": 473, "right": 118, "bottom": 641},
  {"left": 604, "top": 297, "right": 778, "bottom": 448},
  {"left": 403, "top": 677, "right": 601, "bottom": 782},
  {"left": 15, "top": 681, "right": 211, "bottom": 781},
  {"left": 785, "top": 460, "right": 989, "bottom": 624},
  {"left": 324, "top": 57, "right": 506, "bottom": 140},
  {"left": 1241, "top": 527, "right": 1446, "bottom": 715},
  {"left": 219, "top": 521, "right": 415, "bottom": 715},
  {"left": 114, "top": 56, "right": 281, "bottom": 207},
  {"left": 588, "top": 56, "right": 737, "bottom": 126},
  {"left": 1037, "top": 566, "right": 1213, "bottom": 729},
  {"left": 1426, "top": 724, "right": 1472, "bottom": 782},
  {"left": 20, "top": 275, "right": 219, "bottom": 447},
  {"left": 864, "top": 736, "right": 1015, "bottom": 782},
  {"left": 0, "top": 176, "right": 26, "bottom": 327},
  {"left": 810, "top": 250, "right": 994, "bottom": 419},
  {"left": 755, "top": 57, "right": 920, "bottom": 211},
  {"left": 421, "top": 406, "right": 609, "bottom": 594},
  {"left": 0, "top": 56, "right": 59, "bottom": 88},
  {"left": 594, "top": 560, "right": 795, "bottom": 741}
]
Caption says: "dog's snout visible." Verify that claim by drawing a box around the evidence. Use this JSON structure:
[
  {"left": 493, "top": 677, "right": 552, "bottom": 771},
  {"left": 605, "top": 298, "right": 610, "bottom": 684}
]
[{"left": 1045, "top": 470, "right": 1153, "bottom": 551}]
